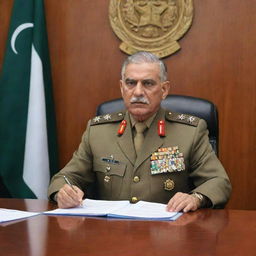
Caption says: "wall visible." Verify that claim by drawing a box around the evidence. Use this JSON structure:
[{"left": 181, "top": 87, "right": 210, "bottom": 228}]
[{"left": 0, "top": 0, "right": 255, "bottom": 210}]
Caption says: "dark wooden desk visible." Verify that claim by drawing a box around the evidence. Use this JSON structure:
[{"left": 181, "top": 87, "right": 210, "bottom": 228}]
[{"left": 0, "top": 199, "right": 256, "bottom": 256}]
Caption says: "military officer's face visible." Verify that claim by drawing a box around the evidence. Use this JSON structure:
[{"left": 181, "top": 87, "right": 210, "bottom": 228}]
[{"left": 120, "top": 62, "right": 170, "bottom": 121}]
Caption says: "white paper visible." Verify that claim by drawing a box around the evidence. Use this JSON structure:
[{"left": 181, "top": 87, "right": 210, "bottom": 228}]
[
  {"left": 108, "top": 200, "right": 181, "bottom": 220},
  {"left": 0, "top": 208, "right": 40, "bottom": 223},
  {"left": 44, "top": 199, "right": 130, "bottom": 216},
  {"left": 44, "top": 199, "right": 182, "bottom": 221}
]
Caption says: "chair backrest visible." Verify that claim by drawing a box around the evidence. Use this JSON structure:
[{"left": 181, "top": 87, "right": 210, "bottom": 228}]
[{"left": 96, "top": 95, "right": 219, "bottom": 155}]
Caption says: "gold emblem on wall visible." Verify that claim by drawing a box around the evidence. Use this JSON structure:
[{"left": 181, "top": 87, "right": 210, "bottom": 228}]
[{"left": 109, "top": 0, "right": 194, "bottom": 58}]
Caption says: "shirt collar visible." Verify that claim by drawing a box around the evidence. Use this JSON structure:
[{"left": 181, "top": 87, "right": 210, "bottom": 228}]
[{"left": 129, "top": 111, "right": 158, "bottom": 129}]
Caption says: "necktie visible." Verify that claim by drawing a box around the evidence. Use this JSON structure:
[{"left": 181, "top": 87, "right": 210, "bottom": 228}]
[{"left": 134, "top": 122, "right": 147, "bottom": 155}]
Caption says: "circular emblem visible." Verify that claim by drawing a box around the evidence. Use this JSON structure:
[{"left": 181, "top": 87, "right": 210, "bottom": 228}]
[
  {"left": 164, "top": 179, "right": 175, "bottom": 191},
  {"left": 109, "top": 0, "right": 194, "bottom": 58}
]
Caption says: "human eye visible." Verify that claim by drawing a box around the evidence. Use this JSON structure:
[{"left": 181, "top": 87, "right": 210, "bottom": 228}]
[
  {"left": 142, "top": 79, "right": 156, "bottom": 87},
  {"left": 125, "top": 79, "right": 137, "bottom": 87}
]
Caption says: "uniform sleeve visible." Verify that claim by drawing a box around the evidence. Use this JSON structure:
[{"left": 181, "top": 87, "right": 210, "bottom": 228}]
[
  {"left": 189, "top": 119, "right": 232, "bottom": 208},
  {"left": 48, "top": 120, "right": 95, "bottom": 199}
]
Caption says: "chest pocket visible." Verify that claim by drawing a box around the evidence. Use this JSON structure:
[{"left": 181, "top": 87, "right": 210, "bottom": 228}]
[{"left": 93, "top": 160, "right": 126, "bottom": 199}]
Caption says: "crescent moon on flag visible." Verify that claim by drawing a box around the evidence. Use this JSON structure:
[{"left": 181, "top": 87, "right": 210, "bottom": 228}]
[{"left": 11, "top": 23, "right": 34, "bottom": 54}]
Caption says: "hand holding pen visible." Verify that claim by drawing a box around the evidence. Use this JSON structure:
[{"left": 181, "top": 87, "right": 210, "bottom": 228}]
[
  {"left": 55, "top": 175, "right": 84, "bottom": 209},
  {"left": 63, "top": 175, "right": 75, "bottom": 190}
]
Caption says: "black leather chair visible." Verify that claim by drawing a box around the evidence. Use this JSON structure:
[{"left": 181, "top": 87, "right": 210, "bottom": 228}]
[{"left": 96, "top": 95, "right": 219, "bottom": 155}]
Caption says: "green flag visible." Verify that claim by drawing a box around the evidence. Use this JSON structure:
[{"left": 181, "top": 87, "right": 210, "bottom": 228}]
[{"left": 0, "top": 0, "right": 58, "bottom": 198}]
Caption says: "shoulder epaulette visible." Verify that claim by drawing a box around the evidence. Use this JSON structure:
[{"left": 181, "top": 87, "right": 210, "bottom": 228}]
[
  {"left": 165, "top": 110, "right": 200, "bottom": 127},
  {"left": 90, "top": 111, "right": 125, "bottom": 126}
]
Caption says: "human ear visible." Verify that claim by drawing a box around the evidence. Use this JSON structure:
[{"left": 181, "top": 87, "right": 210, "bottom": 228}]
[
  {"left": 161, "top": 81, "right": 170, "bottom": 99},
  {"left": 120, "top": 80, "right": 124, "bottom": 97}
]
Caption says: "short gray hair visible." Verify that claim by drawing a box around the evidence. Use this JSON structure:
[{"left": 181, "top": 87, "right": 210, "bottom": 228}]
[{"left": 121, "top": 51, "right": 168, "bottom": 82}]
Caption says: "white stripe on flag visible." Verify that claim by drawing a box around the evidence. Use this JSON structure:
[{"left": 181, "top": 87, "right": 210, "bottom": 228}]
[{"left": 23, "top": 44, "right": 50, "bottom": 199}]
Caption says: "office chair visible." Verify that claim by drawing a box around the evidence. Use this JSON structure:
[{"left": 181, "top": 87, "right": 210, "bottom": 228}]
[{"left": 96, "top": 95, "right": 219, "bottom": 155}]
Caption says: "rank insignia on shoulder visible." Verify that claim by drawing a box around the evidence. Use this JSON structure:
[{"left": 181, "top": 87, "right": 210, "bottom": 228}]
[
  {"left": 90, "top": 112, "right": 125, "bottom": 126},
  {"left": 165, "top": 111, "right": 200, "bottom": 127}
]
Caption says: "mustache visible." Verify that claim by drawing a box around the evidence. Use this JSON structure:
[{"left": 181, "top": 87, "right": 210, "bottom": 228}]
[{"left": 130, "top": 96, "right": 149, "bottom": 104}]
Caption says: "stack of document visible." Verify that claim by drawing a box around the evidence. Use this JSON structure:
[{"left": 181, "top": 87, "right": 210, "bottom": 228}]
[
  {"left": 44, "top": 199, "right": 182, "bottom": 221},
  {"left": 0, "top": 199, "right": 183, "bottom": 223}
]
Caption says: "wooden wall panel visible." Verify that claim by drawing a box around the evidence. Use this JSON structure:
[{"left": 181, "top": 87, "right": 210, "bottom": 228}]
[
  {"left": 44, "top": 0, "right": 126, "bottom": 165},
  {"left": 0, "top": 0, "right": 13, "bottom": 66},
  {"left": 166, "top": 1, "right": 256, "bottom": 210},
  {"left": 1, "top": 0, "right": 255, "bottom": 209}
]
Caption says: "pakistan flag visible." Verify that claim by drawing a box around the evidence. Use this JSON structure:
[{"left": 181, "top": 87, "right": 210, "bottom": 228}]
[{"left": 0, "top": 0, "right": 58, "bottom": 198}]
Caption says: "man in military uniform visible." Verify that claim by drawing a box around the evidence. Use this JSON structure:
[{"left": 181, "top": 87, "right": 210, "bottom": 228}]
[{"left": 48, "top": 52, "right": 231, "bottom": 212}]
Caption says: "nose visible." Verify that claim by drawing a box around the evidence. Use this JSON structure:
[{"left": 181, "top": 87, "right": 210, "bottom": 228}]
[{"left": 133, "top": 81, "right": 144, "bottom": 96}]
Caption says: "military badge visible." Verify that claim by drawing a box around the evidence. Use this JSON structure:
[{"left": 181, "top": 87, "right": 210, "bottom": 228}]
[
  {"left": 118, "top": 120, "right": 127, "bottom": 135},
  {"left": 103, "top": 114, "right": 112, "bottom": 120},
  {"left": 93, "top": 116, "right": 101, "bottom": 123},
  {"left": 101, "top": 155, "right": 120, "bottom": 165},
  {"left": 150, "top": 146, "right": 185, "bottom": 175},
  {"left": 109, "top": 0, "right": 194, "bottom": 58},
  {"left": 164, "top": 179, "right": 175, "bottom": 191}
]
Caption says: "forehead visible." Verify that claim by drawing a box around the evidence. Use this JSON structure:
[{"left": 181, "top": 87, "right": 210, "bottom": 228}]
[{"left": 124, "top": 62, "right": 160, "bottom": 80}]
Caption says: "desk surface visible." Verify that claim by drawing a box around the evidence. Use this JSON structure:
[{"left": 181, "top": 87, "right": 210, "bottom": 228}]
[{"left": 0, "top": 199, "right": 256, "bottom": 256}]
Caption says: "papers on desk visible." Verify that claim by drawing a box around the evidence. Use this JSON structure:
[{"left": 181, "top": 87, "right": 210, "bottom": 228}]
[
  {"left": 44, "top": 199, "right": 183, "bottom": 221},
  {"left": 0, "top": 200, "right": 182, "bottom": 223},
  {"left": 0, "top": 208, "right": 40, "bottom": 223}
]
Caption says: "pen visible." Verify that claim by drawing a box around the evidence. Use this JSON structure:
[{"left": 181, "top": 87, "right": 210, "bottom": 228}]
[
  {"left": 63, "top": 175, "right": 83, "bottom": 206},
  {"left": 63, "top": 175, "right": 75, "bottom": 191}
]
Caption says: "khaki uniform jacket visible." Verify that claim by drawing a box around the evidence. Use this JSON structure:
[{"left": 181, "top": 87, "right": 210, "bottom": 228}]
[{"left": 48, "top": 108, "right": 231, "bottom": 208}]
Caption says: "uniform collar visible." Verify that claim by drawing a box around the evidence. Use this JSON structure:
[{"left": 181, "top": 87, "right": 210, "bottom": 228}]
[{"left": 129, "top": 111, "right": 158, "bottom": 129}]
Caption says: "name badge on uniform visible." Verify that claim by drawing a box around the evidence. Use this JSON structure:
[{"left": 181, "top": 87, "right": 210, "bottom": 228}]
[
  {"left": 101, "top": 155, "right": 120, "bottom": 165},
  {"left": 150, "top": 146, "right": 185, "bottom": 175}
]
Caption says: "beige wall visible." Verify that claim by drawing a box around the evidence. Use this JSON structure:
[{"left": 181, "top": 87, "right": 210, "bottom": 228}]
[{"left": 1, "top": 0, "right": 255, "bottom": 210}]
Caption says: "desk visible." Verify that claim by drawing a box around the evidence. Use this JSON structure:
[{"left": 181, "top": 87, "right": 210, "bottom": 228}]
[{"left": 0, "top": 199, "right": 256, "bottom": 256}]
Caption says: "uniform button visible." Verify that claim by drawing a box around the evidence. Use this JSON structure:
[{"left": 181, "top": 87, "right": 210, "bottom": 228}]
[
  {"left": 106, "top": 166, "right": 111, "bottom": 172},
  {"left": 131, "top": 197, "right": 138, "bottom": 203},
  {"left": 133, "top": 176, "right": 140, "bottom": 183},
  {"left": 104, "top": 175, "right": 111, "bottom": 183}
]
